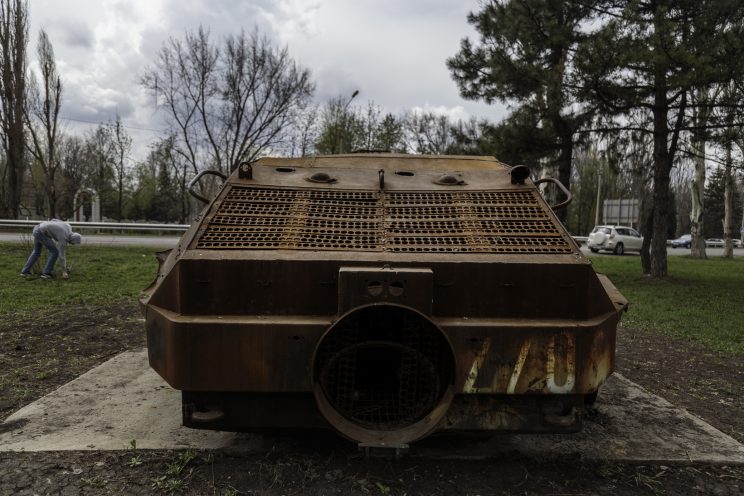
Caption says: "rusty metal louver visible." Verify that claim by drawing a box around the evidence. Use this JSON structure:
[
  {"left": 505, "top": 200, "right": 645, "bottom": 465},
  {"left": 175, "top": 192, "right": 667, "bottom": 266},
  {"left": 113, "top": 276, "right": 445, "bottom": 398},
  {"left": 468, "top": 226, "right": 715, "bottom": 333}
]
[{"left": 195, "top": 186, "right": 573, "bottom": 253}]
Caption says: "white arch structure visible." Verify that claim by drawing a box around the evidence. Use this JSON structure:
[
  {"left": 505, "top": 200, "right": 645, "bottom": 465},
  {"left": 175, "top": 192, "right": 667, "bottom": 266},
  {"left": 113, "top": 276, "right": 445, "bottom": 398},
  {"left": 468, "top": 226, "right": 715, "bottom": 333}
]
[{"left": 73, "top": 188, "right": 101, "bottom": 222}]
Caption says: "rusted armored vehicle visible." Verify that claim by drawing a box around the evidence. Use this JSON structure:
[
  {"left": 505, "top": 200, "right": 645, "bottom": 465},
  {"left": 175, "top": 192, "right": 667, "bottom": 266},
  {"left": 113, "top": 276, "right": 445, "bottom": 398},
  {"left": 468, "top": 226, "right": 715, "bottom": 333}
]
[{"left": 141, "top": 153, "right": 627, "bottom": 447}]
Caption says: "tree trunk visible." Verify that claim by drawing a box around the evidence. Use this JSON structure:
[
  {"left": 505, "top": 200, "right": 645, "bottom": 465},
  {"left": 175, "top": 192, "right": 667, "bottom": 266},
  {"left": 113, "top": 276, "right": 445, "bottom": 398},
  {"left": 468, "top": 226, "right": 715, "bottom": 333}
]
[
  {"left": 555, "top": 132, "right": 572, "bottom": 225},
  {"left": 46, "top": 172, "right": 56, "bottom": 218},
  {"left": 689, "top": 90, "right": 707, "bottom": 258},
  {"left": 741, "top": 172, "right": 744, "bottom": 247},
  {"left": 723, "top": 138, "right": 734, "bottom": 258},
  {"left": 639, "top": 191, "right": 654, "bottom": 275},
  {"left": 649, "top": 71, "right": 672, "bottom": 277},
  {"left": 5, "top": 142, "right": 22, "bottom": 218},
  {"left": 0, "top": 0, "right": 28, "bottom": 219}
]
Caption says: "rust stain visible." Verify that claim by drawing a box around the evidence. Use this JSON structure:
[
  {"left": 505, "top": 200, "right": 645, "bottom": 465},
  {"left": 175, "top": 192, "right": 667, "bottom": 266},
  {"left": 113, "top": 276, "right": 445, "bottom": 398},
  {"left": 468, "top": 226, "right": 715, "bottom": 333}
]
[
  {"left": 141, "top": 153, "right": 626, "bottom": 445},
  {"left": 507, "top": 339, "right": 531, "bottom": 394},
  {"left": 463, "top": 337, "right": 492, "bottom": 393}
]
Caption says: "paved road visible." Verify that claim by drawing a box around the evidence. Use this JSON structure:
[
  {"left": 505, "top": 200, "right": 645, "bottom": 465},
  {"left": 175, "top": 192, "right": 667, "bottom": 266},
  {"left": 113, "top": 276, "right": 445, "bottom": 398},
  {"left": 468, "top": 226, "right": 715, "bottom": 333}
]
[
  {"left": 1, "top": 231, "right": 740, "bottom": 256},
  {"left": 0, "top": 232, "right": 180, "bottom": 248},
  {"left": 578, "top": 245, "right": 740, "bottom": 257}
]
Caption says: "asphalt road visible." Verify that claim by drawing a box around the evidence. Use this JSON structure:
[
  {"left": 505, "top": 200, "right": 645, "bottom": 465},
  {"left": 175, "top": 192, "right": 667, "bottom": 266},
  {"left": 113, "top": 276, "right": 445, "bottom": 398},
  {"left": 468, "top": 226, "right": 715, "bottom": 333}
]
[
  {"left": 0, "top": 231, "right": 740, "bottom": 256},
  {"left": 0, "top": 232, "right": 180, "bottom": 248},
  {"left": 578, "top": 245, "right": 740, "bottom": 257}
]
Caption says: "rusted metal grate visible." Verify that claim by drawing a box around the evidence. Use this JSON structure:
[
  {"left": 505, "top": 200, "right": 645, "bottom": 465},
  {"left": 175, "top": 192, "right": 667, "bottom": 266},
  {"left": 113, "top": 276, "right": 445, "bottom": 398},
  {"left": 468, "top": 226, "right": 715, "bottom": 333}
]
[
  {"left": 315, "top": 306, "right": 449, "bottom": 430},
  {"left": 195, "top": 186, "right": 574, "bottom": 253}
]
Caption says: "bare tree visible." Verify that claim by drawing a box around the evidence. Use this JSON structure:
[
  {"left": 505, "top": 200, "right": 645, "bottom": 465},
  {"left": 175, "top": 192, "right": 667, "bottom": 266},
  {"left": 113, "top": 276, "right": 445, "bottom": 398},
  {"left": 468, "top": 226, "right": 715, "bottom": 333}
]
[
  {"left": 83, "top": 124, "right": 116, "bottom": 219},
  {"left": 314, "top": 94, "right": 362, "bottom": 154},
  {"left": 286, "top": 104, "right": 319, "bottom": 157},
  {"left": 404, "top": 111, "right": 454, "bottom": 154},
  {"left": 718, "top": 82, "right": 741, "bottom": 259},
  {"left": 108, "top": 114, "right": 131, "bottom": 221},
  {"left": 0, "top": 0, "right": 27, "bottom": 219},
  {"left": 146, "top": 135, "right": 191, "bottom": 222},
  {"left": 57, "top": 134, "right": 88, "bottom": 218},
  {"left": 25, "top": 28, "right": 62, "bottom": 218},
  {"left": 687, "top": 87, "right": 715, "bottom": 259},
  {"left": 142, "top": 27, "right": 314, "bottom": 176}
]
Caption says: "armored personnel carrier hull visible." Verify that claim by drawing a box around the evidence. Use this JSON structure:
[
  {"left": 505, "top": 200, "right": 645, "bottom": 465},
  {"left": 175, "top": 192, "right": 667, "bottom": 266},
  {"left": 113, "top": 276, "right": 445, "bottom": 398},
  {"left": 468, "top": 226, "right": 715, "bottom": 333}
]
[{"left": 141, "top": 154, "right": 627, "bottom": 446}]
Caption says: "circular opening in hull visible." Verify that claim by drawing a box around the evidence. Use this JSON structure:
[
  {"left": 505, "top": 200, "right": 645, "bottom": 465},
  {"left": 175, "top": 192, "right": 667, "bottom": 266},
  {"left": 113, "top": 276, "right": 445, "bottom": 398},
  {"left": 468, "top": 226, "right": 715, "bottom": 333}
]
[{"left": 313, "top": 304, "right": 455, "bottom": 442}]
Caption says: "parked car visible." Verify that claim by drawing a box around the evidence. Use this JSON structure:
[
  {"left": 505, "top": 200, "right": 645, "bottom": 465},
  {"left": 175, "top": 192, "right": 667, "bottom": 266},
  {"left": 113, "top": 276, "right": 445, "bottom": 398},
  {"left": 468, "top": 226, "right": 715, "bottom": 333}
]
[
  {"left": 735, "top": 239, "right": 743, "bottom": 249},
  {"left": 587, "top": 225, "right": 643, "bottom": 255},
  {"left": 671, "top": 234, "right": 692, "bottom": 249}
]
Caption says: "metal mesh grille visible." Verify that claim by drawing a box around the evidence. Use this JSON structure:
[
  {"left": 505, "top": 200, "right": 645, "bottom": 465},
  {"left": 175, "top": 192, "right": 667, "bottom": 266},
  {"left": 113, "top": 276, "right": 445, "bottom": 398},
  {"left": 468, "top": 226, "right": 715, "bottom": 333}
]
[
  {"left": 196, "top": 186, "right": 573, "bottom": 253},
  {"left": 315, "top": 306, "right": 451, "bottom": 430}
]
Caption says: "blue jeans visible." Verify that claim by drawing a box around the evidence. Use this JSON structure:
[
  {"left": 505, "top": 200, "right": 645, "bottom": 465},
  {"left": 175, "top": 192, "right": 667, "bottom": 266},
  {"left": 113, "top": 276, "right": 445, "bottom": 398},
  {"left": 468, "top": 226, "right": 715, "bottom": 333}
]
[{"left": 21, "top": 226, "right": 59, "bottom": 275}]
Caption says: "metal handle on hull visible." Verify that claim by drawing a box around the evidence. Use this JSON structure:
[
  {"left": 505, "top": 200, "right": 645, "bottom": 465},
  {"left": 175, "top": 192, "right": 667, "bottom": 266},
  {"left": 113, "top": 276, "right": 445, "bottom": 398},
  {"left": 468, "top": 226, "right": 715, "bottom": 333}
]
[
  {"left": 188, "top": 170, "right": 228, "bottom": 204},
  {"left": 534, "top": 177, "right": 572, "bottom": 210}
]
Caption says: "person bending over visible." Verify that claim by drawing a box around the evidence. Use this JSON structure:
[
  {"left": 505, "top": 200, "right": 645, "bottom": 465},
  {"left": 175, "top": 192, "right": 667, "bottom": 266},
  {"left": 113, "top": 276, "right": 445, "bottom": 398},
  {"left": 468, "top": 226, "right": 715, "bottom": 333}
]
[{"left": 20, "top": 219, "right": 82, "bottom": 279}]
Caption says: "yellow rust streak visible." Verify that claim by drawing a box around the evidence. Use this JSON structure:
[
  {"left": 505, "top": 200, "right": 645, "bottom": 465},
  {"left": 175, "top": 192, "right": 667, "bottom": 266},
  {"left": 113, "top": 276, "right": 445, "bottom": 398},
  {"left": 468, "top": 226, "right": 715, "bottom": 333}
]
[
  {"left": 463, "top": 337, "right": 491, "bottom": 393},
  {"left": 506, "top": 339, "right": 531, "bottom": 394},
  {"left": 282, "top": 191, "right": 310, "bottom": 248}
]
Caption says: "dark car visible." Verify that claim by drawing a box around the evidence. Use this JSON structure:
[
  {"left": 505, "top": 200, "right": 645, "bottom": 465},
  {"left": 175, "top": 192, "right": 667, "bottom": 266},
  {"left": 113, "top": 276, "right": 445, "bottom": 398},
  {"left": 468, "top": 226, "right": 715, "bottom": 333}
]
[{"left": 671, "top": 234, "right": 692, "bottom": 249}]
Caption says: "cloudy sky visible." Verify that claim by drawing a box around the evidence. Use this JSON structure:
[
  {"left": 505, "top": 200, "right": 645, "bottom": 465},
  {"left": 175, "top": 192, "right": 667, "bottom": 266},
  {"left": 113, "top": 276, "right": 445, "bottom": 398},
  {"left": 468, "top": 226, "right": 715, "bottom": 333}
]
[{"left": 29, "top": 0, "right": 507, "bottom": 158}]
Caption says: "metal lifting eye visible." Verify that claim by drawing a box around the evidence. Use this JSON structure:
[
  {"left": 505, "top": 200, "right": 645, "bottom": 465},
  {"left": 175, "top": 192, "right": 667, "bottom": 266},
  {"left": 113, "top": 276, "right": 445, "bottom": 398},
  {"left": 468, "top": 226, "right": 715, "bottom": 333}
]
[
  {"left": 238, "top": 161, "right": 253, "bottom": 180},
  {"left": 307, "top": 172, "right": 337, "bottom": 184}
]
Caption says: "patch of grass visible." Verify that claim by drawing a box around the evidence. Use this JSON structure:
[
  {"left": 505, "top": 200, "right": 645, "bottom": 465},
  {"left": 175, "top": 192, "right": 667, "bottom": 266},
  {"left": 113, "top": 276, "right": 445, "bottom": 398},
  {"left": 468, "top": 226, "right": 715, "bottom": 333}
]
[
  {"left": 3, "top": 239, "right": 741, "bottom": 359},
  {"left": 0, "top": 242, "right": 159, "bottom": 317},
  {"left": 151, "top": 450, "right": 198, "bottom": 494},
  {"left": 591, "top": 255, "right": 744, "bottom": 356}
]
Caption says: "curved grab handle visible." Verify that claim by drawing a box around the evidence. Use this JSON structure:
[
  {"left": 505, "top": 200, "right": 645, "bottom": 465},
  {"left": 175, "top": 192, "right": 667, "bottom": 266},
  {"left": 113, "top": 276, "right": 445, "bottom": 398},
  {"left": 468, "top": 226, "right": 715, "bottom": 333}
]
[
  {"left": 534, "top": 177, "right": 572, "bottom": 210},
  {"left": 188, "top": 170, "right": 227, "bottom": 204}
]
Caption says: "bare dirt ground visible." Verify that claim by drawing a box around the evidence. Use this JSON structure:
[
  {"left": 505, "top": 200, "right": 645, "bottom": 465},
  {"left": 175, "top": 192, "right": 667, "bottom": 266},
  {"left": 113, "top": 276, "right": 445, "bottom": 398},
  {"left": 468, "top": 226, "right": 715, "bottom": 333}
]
[{"left": 1, "top": 302, "right": 743, "bottom": 495}]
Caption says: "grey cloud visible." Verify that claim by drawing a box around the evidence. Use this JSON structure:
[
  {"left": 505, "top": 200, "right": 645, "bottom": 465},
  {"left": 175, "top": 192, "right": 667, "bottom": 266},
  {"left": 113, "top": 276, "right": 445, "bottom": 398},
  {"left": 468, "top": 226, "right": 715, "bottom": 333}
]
[
  {"left": 63, "top": 86, "right": 136, "bottom": 124},
  {"left": 312, "top": 65, "right": 359, "bottom": 102},
  {"left": 45, "top": 18, "right": 94, "bottom": 49},
  {"left": 29, "top": 0, "right": 506, "bottom": 161},
  {"left": 158, "top": 0, "right": 278, "bottom": 38}
]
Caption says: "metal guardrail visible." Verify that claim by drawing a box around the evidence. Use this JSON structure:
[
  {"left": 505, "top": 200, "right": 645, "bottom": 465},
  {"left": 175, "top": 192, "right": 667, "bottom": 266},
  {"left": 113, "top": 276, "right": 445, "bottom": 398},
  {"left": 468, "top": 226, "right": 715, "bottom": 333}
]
[
  {"left": 1, "top": 219, "right": 592, "bottom": 244},
  {"left": 0, "top": 219, "right": 190, "bottom": 232}
]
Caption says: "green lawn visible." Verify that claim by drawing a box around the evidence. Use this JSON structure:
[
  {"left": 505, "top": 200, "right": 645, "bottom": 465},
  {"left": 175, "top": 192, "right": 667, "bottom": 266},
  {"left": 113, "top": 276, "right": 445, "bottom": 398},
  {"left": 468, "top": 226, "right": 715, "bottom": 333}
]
[
  {"left": 0, "top": 242, "right": 159, "bottom": 316},
  {"left": 2, "top": 242, "right": 743, "bottom": 356},
  {"left": 591, "top": 255, "right": 744, "bottom": 356}
]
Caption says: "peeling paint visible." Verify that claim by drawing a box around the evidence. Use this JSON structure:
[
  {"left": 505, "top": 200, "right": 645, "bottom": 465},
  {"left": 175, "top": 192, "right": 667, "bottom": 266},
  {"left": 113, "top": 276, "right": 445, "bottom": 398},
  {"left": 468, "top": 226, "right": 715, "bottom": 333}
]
[
  {"left": 463, "top": 337, "right": 491, "bottom": 393},
  {"left": 546, "top": 332, "right": 576, "bottom": 393}
]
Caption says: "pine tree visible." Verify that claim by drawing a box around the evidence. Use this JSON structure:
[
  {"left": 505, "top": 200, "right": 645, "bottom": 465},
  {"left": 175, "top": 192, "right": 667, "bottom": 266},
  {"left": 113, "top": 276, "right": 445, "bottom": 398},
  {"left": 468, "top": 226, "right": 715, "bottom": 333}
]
[
  {"left": 448, "top": 0, "right": 597, "bottom": 222},
  {"left": 704, "top": 167, "right": 742, "bottom": 239},
  {"left": 576, "top": 1, "right": 744, "bottom": 276}
]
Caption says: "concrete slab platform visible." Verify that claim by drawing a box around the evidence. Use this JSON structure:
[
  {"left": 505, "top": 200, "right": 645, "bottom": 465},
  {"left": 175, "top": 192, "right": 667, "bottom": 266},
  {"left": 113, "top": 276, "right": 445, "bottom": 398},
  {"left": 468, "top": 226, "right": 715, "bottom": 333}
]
[{"left": 1, "top": 349, "right": 743, "bottom": 464}]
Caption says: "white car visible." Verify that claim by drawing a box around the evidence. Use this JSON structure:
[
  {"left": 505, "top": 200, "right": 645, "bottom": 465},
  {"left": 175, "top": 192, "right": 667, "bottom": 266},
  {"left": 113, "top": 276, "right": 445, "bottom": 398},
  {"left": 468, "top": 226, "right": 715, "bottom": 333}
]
[
  {"left": 587, "top": 225, "right": 643, "bottom": 255},
  {"left": 706, "top": 238, "right": 743, "bottom": 248}
]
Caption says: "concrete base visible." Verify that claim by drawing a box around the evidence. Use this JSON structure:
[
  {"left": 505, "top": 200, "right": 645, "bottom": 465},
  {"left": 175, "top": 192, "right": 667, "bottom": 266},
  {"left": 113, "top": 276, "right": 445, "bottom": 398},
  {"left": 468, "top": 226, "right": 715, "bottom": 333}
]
[{"left": 2, "top": 350, "right": 744, "bottom": 464}]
